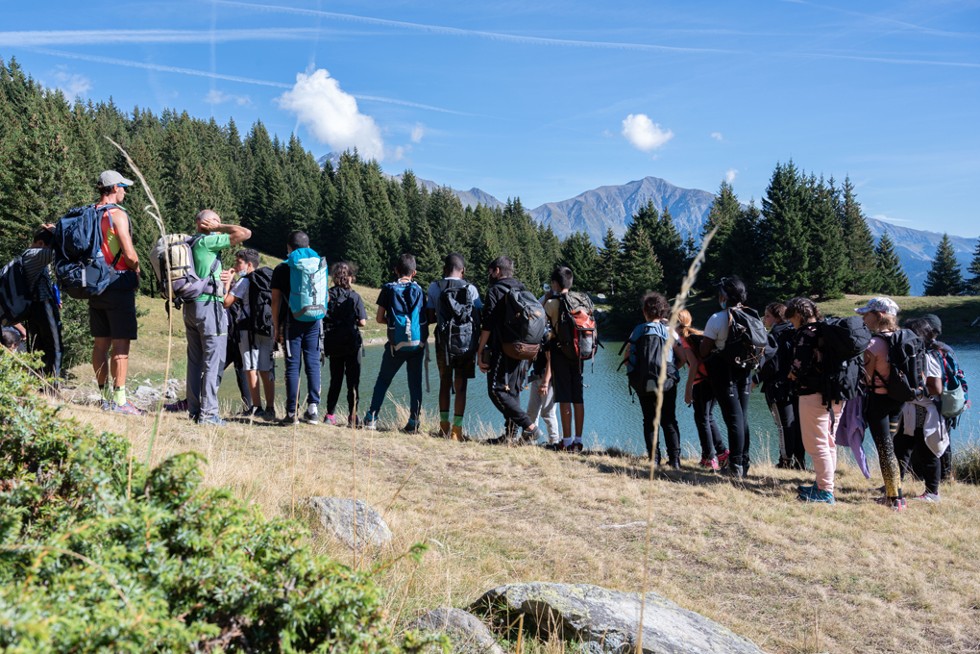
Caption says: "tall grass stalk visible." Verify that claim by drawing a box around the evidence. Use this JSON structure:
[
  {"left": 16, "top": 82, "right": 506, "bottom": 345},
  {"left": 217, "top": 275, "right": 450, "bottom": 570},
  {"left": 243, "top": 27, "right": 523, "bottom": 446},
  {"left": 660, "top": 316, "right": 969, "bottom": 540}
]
[{"left": 636, "top": 224, "right": 718, "bottom": 652}]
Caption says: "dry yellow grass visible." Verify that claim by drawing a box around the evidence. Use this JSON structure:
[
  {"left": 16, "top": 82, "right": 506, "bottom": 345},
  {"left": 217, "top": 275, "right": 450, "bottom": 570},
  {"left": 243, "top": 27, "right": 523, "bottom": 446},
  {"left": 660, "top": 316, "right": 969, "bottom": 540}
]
[{"left": 61, "top": 399, "right": 980, "bottom": 654}]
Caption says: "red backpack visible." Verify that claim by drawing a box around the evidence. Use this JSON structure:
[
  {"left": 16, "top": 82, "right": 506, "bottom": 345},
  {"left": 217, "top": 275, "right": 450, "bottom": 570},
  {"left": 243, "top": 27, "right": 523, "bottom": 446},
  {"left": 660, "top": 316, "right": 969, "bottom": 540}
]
[{"left": 555, "top": 291, "right": 598, "bottom": 361}]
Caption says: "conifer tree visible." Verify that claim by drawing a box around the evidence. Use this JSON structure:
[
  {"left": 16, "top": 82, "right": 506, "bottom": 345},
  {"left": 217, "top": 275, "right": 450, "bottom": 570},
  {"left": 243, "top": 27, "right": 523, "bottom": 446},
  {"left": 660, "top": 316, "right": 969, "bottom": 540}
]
[
  {"left": 596, "top": 228, "right": 621, "bottom": 296},
  {"left": 558, "top": 232, "right": 598, "bottom": 292},
  {"left": 611, "top": 224, "right": 664, "bottom": 328},
  {"left": 701, "top": 182, "right": 741, "bottom": 291},
  {"left": 874, "top": 232, "right": 910, "bottom": 296},
  {"left": 966, "top": 239, "right": 980, "bottom": 295},
  {"left": 634, "top": 202, "right": 686, "bottom": 296},
  {"left": 334, "top": 156, "right": 382, "bottom": 286},
  {"left": 281, "top": 134, "right": 322, "bottom": 239},
  {"left": 242, "top": 122, "right": 288, "bottom": 255},
  {"left": 838, "top": 177, "right": 878, "bottom": 294},
  {"left": 807, "top": 176, "right": 847, "bottom": 299},
  {"left": 923, "top": 234, "right": 965, "bottom": 296},
  {"left": 759, "top": 161, "right": 810, "bottom": 298}
]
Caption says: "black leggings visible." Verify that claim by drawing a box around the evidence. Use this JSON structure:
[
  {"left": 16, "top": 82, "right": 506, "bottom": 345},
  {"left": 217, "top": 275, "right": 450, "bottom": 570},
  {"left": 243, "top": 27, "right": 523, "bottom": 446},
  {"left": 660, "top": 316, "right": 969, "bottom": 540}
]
[
  {"left": 769, "top": 395, "right": 804, "bottom": 469},
  {"left": 709, "top": 365, "right": 752, "bottom": 470},
  {"left": 26, "top": 299, "right": 62, "bottom": 379},
  {"left": 638, "top": 386, "right": 680, "bottom": 462},
  {"left": 894, "top": 411, "right": 942, "bottom": 496},
  {"left": 327, "top": 352, "right": 362, "bottom": 417},
  {"left": 692, "top": 382, "right": 726, "bottom": 460},
  {"left": 866, "top": 393, "right": 903, "bottom": 499}
]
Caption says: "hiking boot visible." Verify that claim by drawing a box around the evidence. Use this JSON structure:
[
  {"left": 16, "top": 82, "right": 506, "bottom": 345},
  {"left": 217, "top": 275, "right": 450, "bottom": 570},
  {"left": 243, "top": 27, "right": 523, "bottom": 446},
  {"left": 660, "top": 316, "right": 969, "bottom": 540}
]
[
  {"left": 912, "top": 492, "right": 940, "bottom": 503},
  {"left": 798, "top": 486, "right": 835, "bottom": 504},
  {"left": 439, "top": 420, "right": 451, "bottom": 438},
  {"left": 197, "top": 415, "right": 227, "bottom": 427},
  {"left": 362, "top": 413, "right": 378, "bottom": 430},
  {"left": 112, "top": 401, "right": 146, "bottom": 416},
  {"left": 164, "top": 398, "right": 188, "bottom": 413},
  {"left": 717, "top": 449, "right": 730, "bottom": 468},
  {"left": 450, "top": 425, "right": 465, "bottom": 442},
  {"left": 401, "top": 419, "right": 421, "bottom": 434}
]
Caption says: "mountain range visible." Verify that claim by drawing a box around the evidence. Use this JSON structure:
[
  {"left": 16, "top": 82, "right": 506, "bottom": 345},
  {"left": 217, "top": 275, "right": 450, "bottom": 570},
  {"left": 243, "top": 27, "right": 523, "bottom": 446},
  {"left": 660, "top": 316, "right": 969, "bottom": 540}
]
[{"left": 318, "top": 155, "right": 976, "bottom": 295}]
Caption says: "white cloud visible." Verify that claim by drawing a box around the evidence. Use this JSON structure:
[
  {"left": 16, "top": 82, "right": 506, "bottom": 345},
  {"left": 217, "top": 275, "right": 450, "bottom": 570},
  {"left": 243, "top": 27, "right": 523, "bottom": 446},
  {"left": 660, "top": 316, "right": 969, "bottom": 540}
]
[
  {"left": 410, "top": 123, "right": 425, "bottom": 144},
  {"left": 392, "top": 145, "right": 407, "bottom": 161},
  {"left": 52, "top": 69, "right": 91, "bottom": 98},
  {"left": 621, "top": 114, "right": 673, "bottom": 152},
  {"left": 277, "top": 69, "right": 384, "bottom": 161},
  {"left": 711, "top": 131, "right": 724, "bottom": 141},
  {"left": 204, "top": 89, "right": 252, "bottom": 106},
  {"left": 725, "top": 168, "right": 738, "bottom": 183}
]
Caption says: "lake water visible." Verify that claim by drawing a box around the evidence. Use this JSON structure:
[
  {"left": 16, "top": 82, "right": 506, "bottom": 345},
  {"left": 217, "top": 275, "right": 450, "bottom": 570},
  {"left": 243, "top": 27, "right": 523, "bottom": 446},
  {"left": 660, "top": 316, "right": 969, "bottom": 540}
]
[{"left": 222, "top": 342, "right": 980, "bottom": 459}]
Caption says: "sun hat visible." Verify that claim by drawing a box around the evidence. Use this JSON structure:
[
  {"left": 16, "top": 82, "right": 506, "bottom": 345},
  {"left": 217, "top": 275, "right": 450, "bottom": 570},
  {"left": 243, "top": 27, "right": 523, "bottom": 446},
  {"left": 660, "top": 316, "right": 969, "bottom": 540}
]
[{"left": 854, "top": 297, "right": 899, "bottom": 316}]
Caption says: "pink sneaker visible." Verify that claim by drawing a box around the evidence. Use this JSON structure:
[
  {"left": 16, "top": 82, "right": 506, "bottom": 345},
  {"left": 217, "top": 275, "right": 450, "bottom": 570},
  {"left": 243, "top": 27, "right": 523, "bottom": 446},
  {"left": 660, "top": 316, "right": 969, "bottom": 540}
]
[
  {"left": 112, "top": 401, "right": 146, "bottom": 416},
  {"left": 325, "top": 414, "right": 338, "bottom": 426},
  {"left": 717, "top": 450, "right": 730, "bottom": 468}
]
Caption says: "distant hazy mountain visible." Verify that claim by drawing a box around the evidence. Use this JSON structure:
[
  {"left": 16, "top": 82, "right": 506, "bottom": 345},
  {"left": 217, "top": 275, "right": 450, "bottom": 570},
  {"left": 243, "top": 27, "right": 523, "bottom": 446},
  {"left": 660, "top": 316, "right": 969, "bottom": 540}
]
[{"left": 318, "top": 153, "right": 976, "bottom": 295}]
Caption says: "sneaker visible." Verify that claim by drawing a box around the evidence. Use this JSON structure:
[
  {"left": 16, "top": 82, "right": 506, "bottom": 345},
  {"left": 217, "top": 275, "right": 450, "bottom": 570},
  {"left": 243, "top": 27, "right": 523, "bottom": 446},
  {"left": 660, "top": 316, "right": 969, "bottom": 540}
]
[
  {"left": 875, "top": 496, "right": 907, "bottom": 511},
  {"left": 164, "top": 398, "right": 188, "bottom": 413},
  {"left": 237, "top": 406, "right": 258, "bottom": 419},
  {"left": 570, "top": 441, "right": 584, "bottom": 453},
  {"left": 197, "top": 415, "right": 227, "bottom": 427},
  {"left": 304, "top": 405, "right": 319, "bottom": 425},
  {"left": 912, "top": 492, "right": 940, "bottom": 503},
  {"left": 100, "top": 398, "right": 114, "bottom": 411},
  {"left": 798, "top": 483, "right": 816, "bottom": 494},
  {"left": 717, "top": 449, "right": 730, "bottom": 468},
  {"left": 709, "top": 457, "right": 720, "bottom": 471},
  {"left": 798, "top": 485, "right": 835, "bottom": 504},
  {"left": 363, "top": 413, "right": 378, "bottom": 430},
  {"left": 263, "top": 409, "right": 278, "bottom": 422},
  {"left": 279, "top": 414, "right": 299, "bottom": 426},
  {"left": 325, "top": 414, "right": 338, "bottom": 426},
  {"left": 402, "top": 419, "right": 421, "bottom": 434},
  {"left": 543, "top": 441, "right": 564, "bottom": 451},
  {"left": 347, "top": 415, "right": 360, "bottom": 429},
  {"left": 112, "top": 401, "right": 146, "bottom": 416},
  {"left": 485, "top": 433, "right": 513, "bottom": 446}
]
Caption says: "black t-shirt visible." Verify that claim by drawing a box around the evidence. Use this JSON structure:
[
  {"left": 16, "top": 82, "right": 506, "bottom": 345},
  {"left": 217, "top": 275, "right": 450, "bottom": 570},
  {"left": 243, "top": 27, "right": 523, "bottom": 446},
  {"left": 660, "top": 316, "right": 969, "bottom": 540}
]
[
  {"left": 483, "top": 276, "right": 525, "bottom": 333},
  {"left": 328, "top": 286, "right": 367, "bottom": 322},
  {"left": 271, "top": 262, "right": 290, "bottom": 323}
]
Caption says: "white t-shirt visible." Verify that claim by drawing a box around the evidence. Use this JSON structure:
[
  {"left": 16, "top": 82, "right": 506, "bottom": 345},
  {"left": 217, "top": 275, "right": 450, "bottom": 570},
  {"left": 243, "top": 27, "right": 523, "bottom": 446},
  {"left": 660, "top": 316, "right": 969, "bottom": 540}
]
[
  {"left": 230, "top": 277, "right": 250, "bottom": 320},
  {"left": 703, "top": 309, "right": 730, "bottom": 351},
  {"left": 426, "top": 277, "right": 482, "bottom": 313}
]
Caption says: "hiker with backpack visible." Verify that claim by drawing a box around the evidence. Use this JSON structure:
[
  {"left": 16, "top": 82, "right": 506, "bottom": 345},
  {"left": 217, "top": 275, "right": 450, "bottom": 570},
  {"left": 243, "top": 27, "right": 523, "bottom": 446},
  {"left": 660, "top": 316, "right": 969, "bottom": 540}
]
[
  {"left": 544, "top": 265, "right": 596, "bottom": 452},
  {"left": 760, "top": 302, "right": 804, "bottom": 470},
  {"left": 858, "top": 297, "right": 910, "bottom": 511},
  {"left": 699, "top": 276, "right": 767, "bottom": 479},
  {"left": 784, "top": 298, "right": 842, "bottom": 504},
  {"left": 676, "top": 309, "right": 727, "bottom": 470},
  {"left": 183, "top": 210, "right": 251, "bottom": 426},
  {"left": 79, "top": 171, "right": 143, "bottom": 414},
  {"left": 364, "top": 254, "right": 427, "bottom": 433},
  {"left": 476, "top": 256, "right": 545, "bottom": 445},
  {"left": 921, "top": 314, "right": 967, "bottom": 481},
  {"left": 527, "top": 286, "right": 561, "bottom": 448},
  {"left": 0, "top": 224, "right": 63, "bottom": 380},
  {"left": 223, "top": 248, "right": 275, "bottom": 420},
  {"left": 894, "top": 317, "right": 946, "bottom": 502},
  {"left": 271, "top": 231, "right": 328, "bottom": 425},
  {"left": 324, "top": 261, "right": 367, "bottom": 427},
  {"left": 622, "top": 292, "right": 681, "bottom": 464},
  {"left": 427, "top": 253, "right": 482, "bottom": 441}
]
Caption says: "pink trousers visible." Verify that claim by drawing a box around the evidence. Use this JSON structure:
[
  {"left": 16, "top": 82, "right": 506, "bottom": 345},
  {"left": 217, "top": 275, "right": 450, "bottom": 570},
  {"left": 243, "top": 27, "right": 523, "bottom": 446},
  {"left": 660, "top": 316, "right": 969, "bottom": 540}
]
[{"left": 798, "top": 393, "right": 844, "bottom": 494}]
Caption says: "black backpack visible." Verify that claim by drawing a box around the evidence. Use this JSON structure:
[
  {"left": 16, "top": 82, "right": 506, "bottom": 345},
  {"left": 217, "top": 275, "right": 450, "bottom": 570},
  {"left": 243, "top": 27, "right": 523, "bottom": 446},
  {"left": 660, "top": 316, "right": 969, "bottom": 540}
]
[
  {"left": 247, "top": 266, "right": 274, "bottom": 337},
  {"left": 818, "top": 317, "right": 872, "bottom": 404},
  {"left": 500, "top": 287, "right": 547, "bottom": 360},
  {"left": 621, "top": 325, "right": 678, "bottom": 396},
  {"left": 722, "top": 307, "right": 767, "bottom": 371},
  {"left": 436, "top": 279, "right": 479, "bottom": 366},
  {"left": 323, "top": 287, "right": 363, "bottom": 358},
  {"left": 879, "top": 329, "right": 929, "bottom": 402},
  {"left": 0, "top": 255, "right": 33, "bottom": 325}
]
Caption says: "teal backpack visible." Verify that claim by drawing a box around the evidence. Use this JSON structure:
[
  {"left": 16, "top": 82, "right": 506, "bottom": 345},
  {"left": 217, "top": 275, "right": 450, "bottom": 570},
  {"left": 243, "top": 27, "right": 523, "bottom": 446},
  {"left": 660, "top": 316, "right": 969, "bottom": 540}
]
[
  {"left": 386, "top": 281, "right": 425, "bottom": 352},
  {"left": 286, "top": 248, "right": 328, "bottom": 322}
]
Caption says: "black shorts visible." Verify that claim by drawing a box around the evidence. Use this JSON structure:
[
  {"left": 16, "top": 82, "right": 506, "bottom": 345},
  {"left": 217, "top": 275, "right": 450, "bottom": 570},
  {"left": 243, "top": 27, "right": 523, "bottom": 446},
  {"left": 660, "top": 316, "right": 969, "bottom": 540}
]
[
  {"left": 89, "top": 289, "right": 138, "bottom": 340},
  {"left": 435, "top": 343, "right": 476, "bottom": 380},
  {"left": 550, "top": 352, "right": 584, "bottom": 403}
]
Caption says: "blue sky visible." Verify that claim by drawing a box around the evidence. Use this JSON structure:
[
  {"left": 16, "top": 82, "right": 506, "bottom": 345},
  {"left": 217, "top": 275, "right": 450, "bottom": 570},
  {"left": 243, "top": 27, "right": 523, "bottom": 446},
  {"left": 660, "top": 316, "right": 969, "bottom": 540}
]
[{"left": 3, "top": 1, "right": 978, "bottom": 237}]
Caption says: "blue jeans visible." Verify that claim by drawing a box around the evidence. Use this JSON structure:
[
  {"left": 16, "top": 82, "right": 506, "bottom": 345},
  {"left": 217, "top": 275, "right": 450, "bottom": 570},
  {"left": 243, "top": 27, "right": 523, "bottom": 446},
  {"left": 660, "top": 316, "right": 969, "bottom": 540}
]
[
  {"left": 285, "top": 319, "right": 322, "bottom": 417},
  {"left": 367, "top": 343, "right": 424, "bottom": 422}
]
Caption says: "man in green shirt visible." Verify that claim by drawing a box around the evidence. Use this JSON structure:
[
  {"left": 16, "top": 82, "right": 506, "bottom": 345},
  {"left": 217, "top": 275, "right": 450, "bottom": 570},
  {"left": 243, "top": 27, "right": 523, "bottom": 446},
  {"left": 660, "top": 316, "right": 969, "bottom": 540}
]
[{"left": 184, "top": 209, "right": 251, "bottom": 426}]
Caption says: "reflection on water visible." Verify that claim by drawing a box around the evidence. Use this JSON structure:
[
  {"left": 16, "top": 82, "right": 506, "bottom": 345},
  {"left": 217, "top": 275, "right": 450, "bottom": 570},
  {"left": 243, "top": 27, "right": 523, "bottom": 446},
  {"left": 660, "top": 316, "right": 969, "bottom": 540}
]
[{"left": 221, "top": 342, "right": 980, "bottom": 458}]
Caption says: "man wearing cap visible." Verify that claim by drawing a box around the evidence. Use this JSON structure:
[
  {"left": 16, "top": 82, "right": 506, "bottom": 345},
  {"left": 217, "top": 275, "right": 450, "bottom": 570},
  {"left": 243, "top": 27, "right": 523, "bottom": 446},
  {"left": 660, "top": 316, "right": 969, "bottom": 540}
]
[
  {"left": 90, "top": 170, "right": 143, "bottom": 414},
  {"left": 184, "top": 209, "right": 252, "bottom": 426}
]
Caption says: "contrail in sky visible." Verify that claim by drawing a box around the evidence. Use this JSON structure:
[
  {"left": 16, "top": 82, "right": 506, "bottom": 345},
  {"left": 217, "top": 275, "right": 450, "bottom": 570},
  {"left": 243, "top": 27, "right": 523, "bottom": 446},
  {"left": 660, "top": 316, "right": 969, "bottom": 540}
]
[{"left": 0, "top": 28, "right": 319, "bottom": 46}]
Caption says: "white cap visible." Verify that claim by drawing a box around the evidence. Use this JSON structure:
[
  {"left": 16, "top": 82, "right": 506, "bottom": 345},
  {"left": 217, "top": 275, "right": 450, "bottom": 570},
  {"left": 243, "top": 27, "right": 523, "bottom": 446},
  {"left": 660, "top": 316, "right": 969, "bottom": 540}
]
[{"left": 98, "top": 170, "right": 134, "bottom": 187}]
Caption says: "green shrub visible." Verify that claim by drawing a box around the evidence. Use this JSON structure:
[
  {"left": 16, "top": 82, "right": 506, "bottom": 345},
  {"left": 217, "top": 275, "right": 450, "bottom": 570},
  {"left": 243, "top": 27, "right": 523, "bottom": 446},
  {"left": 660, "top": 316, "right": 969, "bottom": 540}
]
[
  {"left": 953, "top": 445, "right": 980, "bottom": 484},
  {"left": 0, "top": 352, "right": 439, "bottom": 652}
]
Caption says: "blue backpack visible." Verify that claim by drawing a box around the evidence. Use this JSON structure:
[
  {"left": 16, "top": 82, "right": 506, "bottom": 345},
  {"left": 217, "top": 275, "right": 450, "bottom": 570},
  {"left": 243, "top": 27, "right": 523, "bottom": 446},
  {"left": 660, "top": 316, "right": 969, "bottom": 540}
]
[
  {"left": 386, "top": 281, "right": 425, "bottom": 352},
  {"left": 52, "top": 204, "right": 121, "bottom": 299},
  {"left": 286, "top": 248, "right": 328, "bottom": 322}
]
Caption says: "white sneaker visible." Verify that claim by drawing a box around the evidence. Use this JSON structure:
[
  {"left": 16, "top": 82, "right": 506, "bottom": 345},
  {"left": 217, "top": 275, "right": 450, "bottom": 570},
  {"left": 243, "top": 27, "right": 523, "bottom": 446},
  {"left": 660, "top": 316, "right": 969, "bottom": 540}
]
[{"left": 304, "top": 404, "right": 319, "bottom": 425}]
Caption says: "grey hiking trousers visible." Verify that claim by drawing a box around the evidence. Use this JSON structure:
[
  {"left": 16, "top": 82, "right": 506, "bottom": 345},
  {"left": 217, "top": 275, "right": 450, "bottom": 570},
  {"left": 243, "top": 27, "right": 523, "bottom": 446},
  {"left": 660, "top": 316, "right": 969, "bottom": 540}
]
[{"left": 184, "top": 300, "right": 228, "bottom": 421}]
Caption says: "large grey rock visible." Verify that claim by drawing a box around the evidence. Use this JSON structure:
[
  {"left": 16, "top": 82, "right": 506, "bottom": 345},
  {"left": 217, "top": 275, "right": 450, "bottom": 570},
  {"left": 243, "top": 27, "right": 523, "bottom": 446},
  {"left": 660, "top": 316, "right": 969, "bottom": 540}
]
[
  {"left": 408, "top": 608, "right": 504, "bottom": 654},
  {"left": 307, "top": 497, "right": 392, "bottom": 551},
  {"left": 471, "top": 582, "right": 765, "bottom": 654}
]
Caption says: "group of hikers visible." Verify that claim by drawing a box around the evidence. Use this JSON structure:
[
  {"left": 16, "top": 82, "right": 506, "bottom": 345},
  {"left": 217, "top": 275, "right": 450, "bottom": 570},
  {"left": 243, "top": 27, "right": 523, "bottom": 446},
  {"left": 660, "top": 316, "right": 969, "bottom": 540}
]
[{"left": 0, "top": 169, "right": 969, "bottom": 511}]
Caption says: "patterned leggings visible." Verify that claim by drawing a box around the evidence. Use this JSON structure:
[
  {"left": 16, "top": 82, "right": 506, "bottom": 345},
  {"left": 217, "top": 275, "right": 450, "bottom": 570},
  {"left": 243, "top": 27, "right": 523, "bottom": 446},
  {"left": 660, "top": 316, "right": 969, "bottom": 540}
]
[{"left": 866, "top": 393, "right": 904, "bottom": 499}]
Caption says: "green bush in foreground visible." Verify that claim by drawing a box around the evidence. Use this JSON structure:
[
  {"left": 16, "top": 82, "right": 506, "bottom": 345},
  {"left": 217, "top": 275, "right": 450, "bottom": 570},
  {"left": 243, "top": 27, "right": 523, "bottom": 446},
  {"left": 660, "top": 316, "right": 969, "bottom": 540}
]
[{"left": 0, "top": 352, "right": 438, "bottom": 653}]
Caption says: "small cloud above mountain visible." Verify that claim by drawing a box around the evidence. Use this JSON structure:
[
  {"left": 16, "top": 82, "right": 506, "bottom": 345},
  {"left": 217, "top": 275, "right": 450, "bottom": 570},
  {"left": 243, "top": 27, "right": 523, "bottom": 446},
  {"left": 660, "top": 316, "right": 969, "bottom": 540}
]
[
  {"left": 621, "top": 114, "right": 673, "bottom": 152},
  {"left": 725, "top": 168, "right": 738, "bottom": 183},
  {"left": 411, "top": 123, "right": 425, "bottom": 144},
  {"left": 51, "top": 67, "right": 91, "bottom": 99},
  {"left": 204, "top": 89, "right": 251, "bottom": 106},
  {"left": 278, "top": 69, "right": 384, "bottom": 161}
]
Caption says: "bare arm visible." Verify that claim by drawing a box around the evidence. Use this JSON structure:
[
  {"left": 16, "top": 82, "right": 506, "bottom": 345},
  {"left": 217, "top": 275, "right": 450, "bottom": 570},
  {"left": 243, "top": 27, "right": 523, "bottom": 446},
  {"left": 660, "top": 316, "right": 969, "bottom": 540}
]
[
  {"left": 375, "top": 306, "right": 386, "bottom": 325},
  {"left": 199, "top": 215, "right": 252, "bottom": 246},
  {"left": 699, "top": 336, "right": 714, "bottom": 360},
  {"left": 271, "top": 288, "right": 283, "bottom": 343},
  {"left": 477, "top": 329, "right": 491, "bottom": 372},
  {"left": 110, "top": 209, "right": 140, "bottom": 273}
]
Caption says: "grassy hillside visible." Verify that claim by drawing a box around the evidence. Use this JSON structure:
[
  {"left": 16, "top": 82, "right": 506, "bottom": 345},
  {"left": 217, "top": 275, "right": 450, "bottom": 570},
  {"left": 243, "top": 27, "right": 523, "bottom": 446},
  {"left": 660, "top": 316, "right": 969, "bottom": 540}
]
[{"left": 54, "top": 293, "right": 980, "bottom": 654}]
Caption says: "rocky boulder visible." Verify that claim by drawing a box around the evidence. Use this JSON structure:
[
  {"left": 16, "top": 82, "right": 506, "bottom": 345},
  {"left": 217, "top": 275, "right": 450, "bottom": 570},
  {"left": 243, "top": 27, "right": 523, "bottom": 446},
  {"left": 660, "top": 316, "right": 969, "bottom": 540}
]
[
  {"left": 306, "top": 497, "right": 392, "bottom": 551},
  {"left": 471, "top": 582, "right": 765, "bottom": 654},
  {"left": 408, "top": 607, "right": 504, "bottom": 654}
]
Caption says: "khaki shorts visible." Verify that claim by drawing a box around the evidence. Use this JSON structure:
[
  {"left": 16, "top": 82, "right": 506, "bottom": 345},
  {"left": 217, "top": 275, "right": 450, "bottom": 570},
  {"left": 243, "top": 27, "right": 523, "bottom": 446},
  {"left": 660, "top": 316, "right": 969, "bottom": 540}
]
[{"left": 238, "top": 331, "right": 275, "bottom": 372}]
